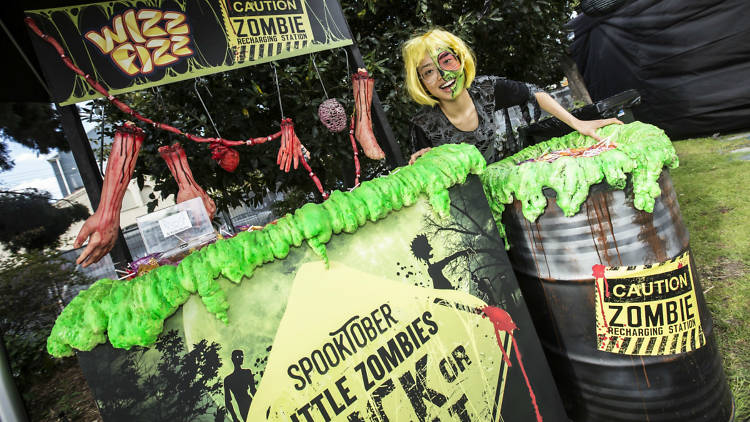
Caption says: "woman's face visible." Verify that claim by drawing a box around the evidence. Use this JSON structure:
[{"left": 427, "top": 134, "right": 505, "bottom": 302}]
[{"left": 417, "top": 48, "right": 465, "bottom": 102}]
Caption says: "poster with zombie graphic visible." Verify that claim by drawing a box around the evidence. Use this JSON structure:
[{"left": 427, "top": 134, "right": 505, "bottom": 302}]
[
  {"left": 77, "top": 177, "right": 567, "bottom": 421},
  {"left": 25, "top": 0, "right": 353, "bottom": 105}
]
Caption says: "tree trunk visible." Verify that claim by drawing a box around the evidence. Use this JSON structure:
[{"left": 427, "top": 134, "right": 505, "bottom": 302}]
[{"left": 562, "top": 55, "right": 593, "bottom": 105}]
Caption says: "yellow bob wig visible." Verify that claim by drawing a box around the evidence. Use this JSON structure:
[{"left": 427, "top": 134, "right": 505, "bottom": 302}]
[{"left": 402, "top": 29, "right": 477, "bottom": 107}]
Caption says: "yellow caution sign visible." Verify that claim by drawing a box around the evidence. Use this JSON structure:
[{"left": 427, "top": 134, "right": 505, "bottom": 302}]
[
  {"left": 220, "top": 0, "right": 314, "bottom": 64},
  {"left": 594, "top": 250, "right": 705, "bottom": 356}
]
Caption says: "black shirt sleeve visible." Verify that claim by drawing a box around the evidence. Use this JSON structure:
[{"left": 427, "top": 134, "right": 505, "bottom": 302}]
[
  {"left": 493, "top": 77, "right": 535, "bottom": 110},
  {"left": 409, "top": 121, "right": 432, "bottom": 153}
]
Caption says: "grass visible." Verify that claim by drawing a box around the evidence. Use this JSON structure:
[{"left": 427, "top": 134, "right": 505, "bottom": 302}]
[{"left": 670, "top": 134, "right": 750, "bottom": 420}]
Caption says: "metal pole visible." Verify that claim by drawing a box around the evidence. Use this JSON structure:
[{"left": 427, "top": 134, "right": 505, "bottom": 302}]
[
  {"left": 0, "top": 337, "right": 29, "bottom": 422},
  {"left": 57, "top": 104, "right": 132, "bottom": 269}
]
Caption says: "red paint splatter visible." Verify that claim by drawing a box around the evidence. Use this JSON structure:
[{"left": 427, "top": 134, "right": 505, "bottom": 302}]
[
  {"left": 594, "top": 276, "right": 610, "bottom": 334},
  {"left": 482, "top": 306, "right": 543, "bottom": 422},
  {"left": 592, "top": 264, "right": 609, "bottom": 297},
  {"left": 593, "top": 264, "right": 611, "bottom": 348}
]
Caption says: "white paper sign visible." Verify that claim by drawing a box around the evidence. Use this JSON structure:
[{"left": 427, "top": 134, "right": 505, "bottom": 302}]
[{"left": 158, "top": 211, "right": 192, "bottom": 238}]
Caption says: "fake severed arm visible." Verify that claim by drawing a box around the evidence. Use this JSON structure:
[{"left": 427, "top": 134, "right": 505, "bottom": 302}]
[
  {"left": 352, "top": 69, "right": 386, "bottom": 160},
  {"left": 75, "top": 122, "right": 144, "bottom": 267},
  {"left": 159, "top": 142, "right": 217, "bottom": 219}
]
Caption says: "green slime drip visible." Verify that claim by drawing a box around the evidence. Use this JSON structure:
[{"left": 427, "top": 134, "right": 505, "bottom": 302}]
[
  {"left": 480, "top": 121, "right": 679, "bottom": 248},
  {"left": 47, "top": 144, "right": 485, "bottom": 357}
]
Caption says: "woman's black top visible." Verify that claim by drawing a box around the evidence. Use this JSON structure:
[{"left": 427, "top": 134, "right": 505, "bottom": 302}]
[{"left": 410, "top": 76, "right": 543, "bottom": 163}]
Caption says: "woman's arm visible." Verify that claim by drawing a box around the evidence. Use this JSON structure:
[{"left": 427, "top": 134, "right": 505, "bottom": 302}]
[{"left": 534, "top": 92, "right": 623, "bottom": 141}]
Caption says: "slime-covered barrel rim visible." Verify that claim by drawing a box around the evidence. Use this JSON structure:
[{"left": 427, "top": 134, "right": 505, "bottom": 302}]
[
  {"left": 46, "top": 144, "right": 485, "bottom": 358},
  {"left": 480, "top": 121, "right": 679, "bottom": 247}
]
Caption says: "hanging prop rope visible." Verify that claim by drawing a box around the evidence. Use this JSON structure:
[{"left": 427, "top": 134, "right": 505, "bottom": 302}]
[
  {"left": 351, "top": 68, "right": 386, "bottom": 160},
  {"left": 25, "top": 17, "right": 327, "bottom": 199},
  {"left": 25, "top": 17, "right": 276, "bottom": 147},
  {"left": 73, "top": 122, "right": 144, "bottom": 267},
  {"left": 348, "top": 114, "right": 362, "bottom": 187},
  {"left": 192, "top": 79, "right": 241, "bottom": 172},
  {"left": 158, "top": 142, "right": 217, "bottom": 219}
]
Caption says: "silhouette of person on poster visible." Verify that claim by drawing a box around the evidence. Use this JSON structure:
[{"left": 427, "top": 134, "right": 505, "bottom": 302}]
[
  {"left": 224, "top": 350, "right": 256, "bottom": 422},
  {"left": 411, "top": 234, "right": 470, "bottom": 290}
]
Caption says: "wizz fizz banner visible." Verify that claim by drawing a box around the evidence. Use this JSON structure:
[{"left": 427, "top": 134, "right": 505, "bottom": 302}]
[{"left": 26, "top": 0, "right": 352, "bottom": 105}]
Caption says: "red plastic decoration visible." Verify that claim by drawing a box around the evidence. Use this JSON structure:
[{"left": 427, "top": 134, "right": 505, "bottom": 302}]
[
  {"left": 25, "top": 17, "right": 329, "bottom": 199},
  {"left": 210, "top": 143, "right": 240, "bottom": 173}
]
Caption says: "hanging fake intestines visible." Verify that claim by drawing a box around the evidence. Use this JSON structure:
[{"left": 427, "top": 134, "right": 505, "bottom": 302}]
[
  {"left": 351, "top": 69, "right": 386, "bottom": 160},
  {"left": 159, "top": 143, "right": 217, "bottom": 219},
  {"left": 25, "top": 17, "right": 330, "bottom": 266},
  {"left": 24, "top": 17, "right": 328, "bottom": 190},
  {"left": 74, "top": 122, "right": 144, "bottom": 267}
]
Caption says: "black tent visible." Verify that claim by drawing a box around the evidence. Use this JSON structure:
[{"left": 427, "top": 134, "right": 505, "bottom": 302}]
[{"left": 569, "top": 0, "right": 750, "bottom": 139}]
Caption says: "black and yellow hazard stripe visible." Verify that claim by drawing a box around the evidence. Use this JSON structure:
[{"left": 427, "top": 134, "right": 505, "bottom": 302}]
[
  {"left": 602, "top": 251, "right": 688, "bottom": 278},
  {"left": 233, "top": 40, "right": 310, "bottom": 63},
  {"left": 599, "top": 326, "right": 706, "bottom": 355}
]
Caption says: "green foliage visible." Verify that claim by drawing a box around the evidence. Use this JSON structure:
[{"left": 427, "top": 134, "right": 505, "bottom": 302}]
[
  {"left": 0, "top": 251, "right": 92, "bottom": 394},
  {"left": 0, "top": 189, "right": 89, "bottom": 252},
  {"left": 84, "top": 0, "right": 574, "bottom": 212},
  {"left": 0, "top": 103, "right": 68, "bottom": 170}
]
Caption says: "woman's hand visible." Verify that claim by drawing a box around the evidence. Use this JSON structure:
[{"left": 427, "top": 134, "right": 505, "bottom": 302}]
[
  {"left": 409, "top": 147, "right": 432, "bottom": 165},
  {"left": 535, "top": 92, "right": 624, "bottom": 141},
  {"left": 573, "top": 118, "right": 623, "bottom": 141}
]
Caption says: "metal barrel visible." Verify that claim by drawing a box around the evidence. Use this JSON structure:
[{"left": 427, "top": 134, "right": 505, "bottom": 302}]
[{"left": 503, "top": 171, "right": 734, "bottom": 421}]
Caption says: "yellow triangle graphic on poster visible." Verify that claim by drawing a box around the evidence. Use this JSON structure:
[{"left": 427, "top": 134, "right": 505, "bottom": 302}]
[{"left": 247, "top": 261, "right": 510, "bottom": 421}]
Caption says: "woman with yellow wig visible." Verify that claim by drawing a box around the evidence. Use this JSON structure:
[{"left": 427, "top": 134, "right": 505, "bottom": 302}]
[{"left": 403, "top": 29, "right": 621, "bottom": 164}]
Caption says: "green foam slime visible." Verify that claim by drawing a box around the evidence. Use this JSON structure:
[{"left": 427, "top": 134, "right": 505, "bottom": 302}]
[
  {"left": 47, "top": 144, "right": 485, "bottom": 357},
  {"left": 480, "top": 121, "right": 678, "bottom": 247}
]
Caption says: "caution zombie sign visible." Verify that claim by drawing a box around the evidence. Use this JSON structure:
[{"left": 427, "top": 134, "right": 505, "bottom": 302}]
[
  {"left": 220, "top": 0, "right": 314, "bottom": 63},
  {"left": 594, "top": 250, "right": 706, "bottom": 356}
]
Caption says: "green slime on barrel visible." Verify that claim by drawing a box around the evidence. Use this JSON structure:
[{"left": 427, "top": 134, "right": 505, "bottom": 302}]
[
  {"left": 46, "top": 144, "right": 485, "bottom": 357},
  {"left": 480, "top": 121, "right": 679, "bottom": 248}
]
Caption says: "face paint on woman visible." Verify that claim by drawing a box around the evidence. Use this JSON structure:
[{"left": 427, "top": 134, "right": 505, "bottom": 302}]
[{"left": 431, "top": 48, "right": 465, "bottom": 98}]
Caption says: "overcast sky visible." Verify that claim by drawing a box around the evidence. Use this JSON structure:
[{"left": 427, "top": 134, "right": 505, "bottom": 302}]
[
  {"left": 0, "top": 109, "right": 98, "bottom": 200},
  {"left": 0, "top": 141, "right": 62, "bottom": 199}
]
